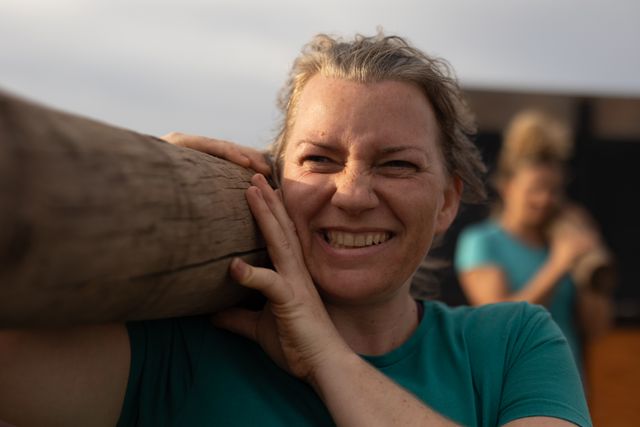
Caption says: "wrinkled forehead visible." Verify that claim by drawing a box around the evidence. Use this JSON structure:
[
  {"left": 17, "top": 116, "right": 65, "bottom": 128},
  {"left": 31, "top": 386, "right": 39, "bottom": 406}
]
[
  {"left": 271, "top": 76, "right": 447, "bottom": 178},
  {"left": 291, "top": 77, "right": 440, "bottom": 145}
]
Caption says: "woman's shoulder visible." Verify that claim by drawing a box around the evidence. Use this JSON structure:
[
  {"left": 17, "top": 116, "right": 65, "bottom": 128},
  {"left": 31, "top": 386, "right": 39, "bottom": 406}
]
[
  {"left": 426, "top": 299, "right": 549, "bottom": 323},
  {"left": 424, "top": 300, "right": 555, "bottom": 347},
  {"left": 454, "top": 220, "right": 508, "bottom": 269},
  {"left": 458, "top": 219, "right": 502, "bottom": 242},
  {"left": 423, "top": 301, "right": 570, "bottom": 384},
  {"left": 422, "top": 302, "right": 589, "bottom": 426}
]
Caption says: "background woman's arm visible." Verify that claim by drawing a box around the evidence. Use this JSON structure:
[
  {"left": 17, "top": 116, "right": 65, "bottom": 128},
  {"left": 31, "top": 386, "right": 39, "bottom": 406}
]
[
  {"left": 460, "top": 261, "right": 569, "bottom": 306},
  {"left": 459, "top": 222, "right": 597, "bottom": 307}
]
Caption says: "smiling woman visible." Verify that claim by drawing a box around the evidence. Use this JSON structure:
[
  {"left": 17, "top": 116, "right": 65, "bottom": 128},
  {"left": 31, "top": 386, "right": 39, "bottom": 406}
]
[
  {"left": 278, "top": 76, "right": 460, "bottom": 309},
  {"left": 0, "top": 32, "right": 592, "bottom": 427}
]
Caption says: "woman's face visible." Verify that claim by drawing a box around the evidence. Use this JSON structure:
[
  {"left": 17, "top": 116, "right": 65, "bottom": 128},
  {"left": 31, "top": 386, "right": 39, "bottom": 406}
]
[
  {"left": 502, "top": 163, "right": 564, "bottom": 228},
  {"left": 279, "top": 75, "right": 461, "bottom": 306}
]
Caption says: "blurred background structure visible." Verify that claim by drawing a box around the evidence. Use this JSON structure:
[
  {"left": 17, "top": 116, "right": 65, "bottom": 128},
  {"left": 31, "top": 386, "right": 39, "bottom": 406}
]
[{"left": 2, "top": 0, "right": 639, "bottom": 425}]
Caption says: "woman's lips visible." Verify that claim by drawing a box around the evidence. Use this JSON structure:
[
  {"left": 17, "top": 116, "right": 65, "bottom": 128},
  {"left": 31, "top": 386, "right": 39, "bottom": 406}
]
[
  {"left": 313, "top": 229, "right": 396, "bottom": 259},
  {"left": 323, "top": 230, "right": 391, "bottom": 249}
]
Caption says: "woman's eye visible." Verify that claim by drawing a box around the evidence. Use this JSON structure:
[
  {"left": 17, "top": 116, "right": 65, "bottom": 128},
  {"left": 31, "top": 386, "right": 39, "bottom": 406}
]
[
  {"left": 303, "top": 155, "right": 333, "bottom": 164},
  {"left": 381, "top": 160, "right": 418, "bottom": 170},
  {"left": 301, "top": 155, "right": 342, "bottom": 172}
]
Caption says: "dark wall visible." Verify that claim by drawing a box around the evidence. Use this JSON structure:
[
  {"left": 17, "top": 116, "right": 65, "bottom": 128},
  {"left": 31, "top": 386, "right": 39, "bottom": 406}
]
[{"left": 569, "top": 138, "right": 640, "bottom": 324}]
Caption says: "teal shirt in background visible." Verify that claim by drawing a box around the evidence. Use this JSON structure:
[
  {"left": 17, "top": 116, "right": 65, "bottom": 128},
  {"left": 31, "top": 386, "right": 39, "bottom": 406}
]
[
  {"left": 118, "top": 301, "right": 590, "bottom": 427},
  {"left": 454, "top": 220, "right": 581, "bottom": 368}
]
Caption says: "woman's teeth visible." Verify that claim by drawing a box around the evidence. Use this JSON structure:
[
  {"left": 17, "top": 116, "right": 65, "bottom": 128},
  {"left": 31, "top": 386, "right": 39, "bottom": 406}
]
[{"left": 325, "top": 231, "right": 390, "bottom": 248}]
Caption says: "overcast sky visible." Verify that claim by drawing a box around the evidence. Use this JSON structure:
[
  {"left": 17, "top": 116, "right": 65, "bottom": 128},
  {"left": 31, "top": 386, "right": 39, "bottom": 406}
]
[{"left": 2, "top": 0, "right": 639, "bottom": 148}]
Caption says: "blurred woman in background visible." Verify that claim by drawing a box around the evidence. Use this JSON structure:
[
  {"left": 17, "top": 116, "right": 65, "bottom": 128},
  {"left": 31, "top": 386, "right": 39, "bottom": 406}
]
[{"left": 455, "top": 110, "right": 615, "bottom": 374}]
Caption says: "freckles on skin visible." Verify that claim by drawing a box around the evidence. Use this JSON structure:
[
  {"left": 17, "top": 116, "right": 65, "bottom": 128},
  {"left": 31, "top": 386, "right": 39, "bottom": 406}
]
[{"left": 277, "top": 76, "right": 458, "bottom": 304}]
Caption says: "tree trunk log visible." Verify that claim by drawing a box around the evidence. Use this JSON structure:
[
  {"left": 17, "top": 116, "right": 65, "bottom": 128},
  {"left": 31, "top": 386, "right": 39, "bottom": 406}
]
[{"left": 0, "top": 90, "right": 267, "bottom": 328}]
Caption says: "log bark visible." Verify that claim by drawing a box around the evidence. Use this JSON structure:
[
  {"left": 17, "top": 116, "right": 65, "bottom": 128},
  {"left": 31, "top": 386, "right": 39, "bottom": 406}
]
[{"left": 0, "top": 90, "right": 268, "bottom": 327}]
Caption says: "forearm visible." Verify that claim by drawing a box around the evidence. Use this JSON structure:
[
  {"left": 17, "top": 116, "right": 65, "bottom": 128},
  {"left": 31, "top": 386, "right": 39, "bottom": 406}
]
[
  {"left": 502, "top": 262, "right": 568, "bottom": 306},
  {"left": 0, "top": 323, "right": 129, "bottom": 427},
  {"left": 309, "top": 351, "right": 458, "bottom": 427}
]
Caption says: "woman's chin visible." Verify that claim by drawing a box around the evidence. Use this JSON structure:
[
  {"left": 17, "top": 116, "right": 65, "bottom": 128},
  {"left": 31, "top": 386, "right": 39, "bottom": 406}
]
[{"left": 311, "top": 269, "right": 406, "bottom": 305}]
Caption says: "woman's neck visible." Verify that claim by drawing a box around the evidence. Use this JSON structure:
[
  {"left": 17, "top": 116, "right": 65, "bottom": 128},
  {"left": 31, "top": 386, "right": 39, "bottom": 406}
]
[
  {"left": 499, "top": 214, "right": 546, "bottom": 246},
  {"left": 324, "top": 291, "right": 420, "bottom": 356}
]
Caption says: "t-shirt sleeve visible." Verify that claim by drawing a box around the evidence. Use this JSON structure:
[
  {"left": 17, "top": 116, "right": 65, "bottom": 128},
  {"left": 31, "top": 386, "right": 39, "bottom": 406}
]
[
  {"left": 454, "top": 225, "right": 498, "bottom": 272},
  {"left": 498, "top": 304, "right": 592, "bottom": 427},
  {"left": 117, "top": 316, "right": 208, "bottom": 427}
]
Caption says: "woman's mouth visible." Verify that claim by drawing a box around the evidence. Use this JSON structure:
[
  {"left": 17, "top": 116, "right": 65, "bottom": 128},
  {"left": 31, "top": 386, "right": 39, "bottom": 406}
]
[{"left": 322, "top": 230, "right": 392, "bottom": 249}]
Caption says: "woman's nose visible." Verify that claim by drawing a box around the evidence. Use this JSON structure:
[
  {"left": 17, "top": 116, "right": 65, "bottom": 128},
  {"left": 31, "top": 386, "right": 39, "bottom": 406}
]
[
  {"left": 330, "top": 168, "right": 379, "bottom": 215},
  {"left": 537, "top": 189, "right": 559, "bottom": 209}
]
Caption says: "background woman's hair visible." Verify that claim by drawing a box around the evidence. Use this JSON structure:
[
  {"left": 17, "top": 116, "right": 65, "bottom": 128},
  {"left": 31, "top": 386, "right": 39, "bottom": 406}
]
[
  {"left": 268, "top": 30, "right": 487, "bottom": 204},
  {"left": 495, "top": 109, "right": 573, "bottom": 184}
]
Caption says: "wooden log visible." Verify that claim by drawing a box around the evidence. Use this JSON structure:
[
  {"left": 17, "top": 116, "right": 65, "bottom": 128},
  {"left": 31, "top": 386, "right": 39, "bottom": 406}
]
[{"left": 0, "top": 90, "right": 268, "bottom": 328}]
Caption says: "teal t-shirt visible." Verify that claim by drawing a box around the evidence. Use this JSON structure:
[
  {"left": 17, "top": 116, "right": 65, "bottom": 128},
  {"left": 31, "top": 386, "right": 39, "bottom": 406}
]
[
  {"left": 118, "top": 301, "right": 591, "bottom": 427},
  {"left": 454, "top": 221, "right": 580, "bottom": 366}
]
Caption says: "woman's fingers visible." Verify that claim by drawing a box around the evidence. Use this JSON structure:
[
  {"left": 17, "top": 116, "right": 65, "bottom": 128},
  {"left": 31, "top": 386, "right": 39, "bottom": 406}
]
[
  {"left": 239, "top": 148, "right": 272, "bottom": 176},
  {"left": 245, "top": 180, "right": 306, "bottom": 279},
  {"left": 224, "top": 184, "right": 341, "bottom": 379},
  {"left": 250, "top": 175, "right": 299, "bottom": 245},
  {"left": 229, "top": 258, "right": 293, "bottom": 305},
  {"left": 160, "top": 132, "right": 273, "bottom": 174}
]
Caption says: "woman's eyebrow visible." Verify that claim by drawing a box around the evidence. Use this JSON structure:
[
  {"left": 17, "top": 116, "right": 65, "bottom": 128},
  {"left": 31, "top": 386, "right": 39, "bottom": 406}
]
[
  {"left": 296, "top": 141, "right": 429, "bottom": 157},
  {"left": 296, "top": 140, "right": 341, "bottom": 153},
  {"left": 380, "top": 146, "right": 428, "bottom": 155}
]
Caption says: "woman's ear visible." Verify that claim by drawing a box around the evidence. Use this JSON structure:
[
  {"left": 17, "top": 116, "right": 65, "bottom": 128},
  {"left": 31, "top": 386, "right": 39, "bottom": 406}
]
[{"left": 435, "top": 176, "right": 463, "bottom": 235}]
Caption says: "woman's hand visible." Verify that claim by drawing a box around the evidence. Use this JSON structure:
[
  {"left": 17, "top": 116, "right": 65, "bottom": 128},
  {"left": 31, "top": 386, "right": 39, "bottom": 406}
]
[
  {"left": 213, "top": 178, "right": 464, "bottom": 427},
  {"left": 211, "top": 174, "right": 351, "bottom": 381},
  {"left": 549, "top": 224, "right": 598, "bottom": 272},
  {"left": 161, "top": 132, "right": 272, "bottom": 176}
]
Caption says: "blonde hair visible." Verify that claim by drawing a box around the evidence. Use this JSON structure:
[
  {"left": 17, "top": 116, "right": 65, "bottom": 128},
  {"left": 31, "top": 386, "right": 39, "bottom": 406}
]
[
  {"left": 496, "top": 109, "right": 573, "bottom": 182},
  {"left": 269, "top": 31, "right": 487, "bottom": 204}
]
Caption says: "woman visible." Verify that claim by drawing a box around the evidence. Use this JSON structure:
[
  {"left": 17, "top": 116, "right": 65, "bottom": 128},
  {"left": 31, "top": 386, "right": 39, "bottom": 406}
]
[
  {"left": 0, "top": 34, "right": 590, "bottom": 426},
  {"left": 454, "top": 110, "right": 614, "bottom": 373}
]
